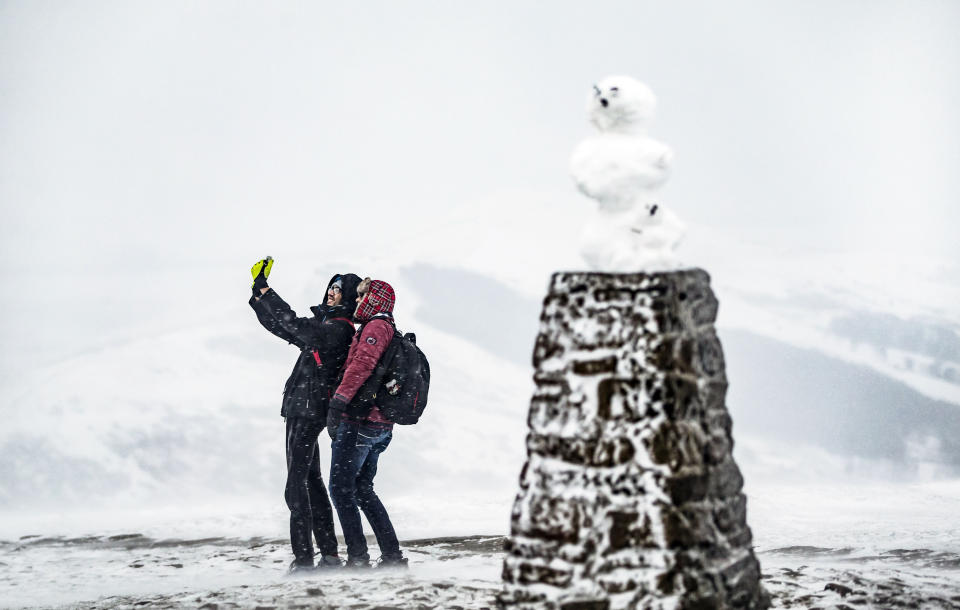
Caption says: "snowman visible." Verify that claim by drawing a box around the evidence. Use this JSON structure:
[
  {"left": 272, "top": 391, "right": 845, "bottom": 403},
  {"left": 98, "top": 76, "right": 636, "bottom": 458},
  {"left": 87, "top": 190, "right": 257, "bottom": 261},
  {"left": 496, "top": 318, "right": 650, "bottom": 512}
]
[{"left": 570, "top": 75, "right": 686, "bottom": 271}]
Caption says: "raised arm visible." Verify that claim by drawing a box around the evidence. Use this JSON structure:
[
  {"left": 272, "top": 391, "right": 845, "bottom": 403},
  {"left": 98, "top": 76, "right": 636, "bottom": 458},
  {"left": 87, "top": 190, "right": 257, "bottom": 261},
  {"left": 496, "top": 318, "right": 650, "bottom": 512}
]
[
  {"left": 256, "top": 289, "right": 333, "bottom": 349},
  {"left": 249, "top": 289, "right": 304, "bottom": 348}
]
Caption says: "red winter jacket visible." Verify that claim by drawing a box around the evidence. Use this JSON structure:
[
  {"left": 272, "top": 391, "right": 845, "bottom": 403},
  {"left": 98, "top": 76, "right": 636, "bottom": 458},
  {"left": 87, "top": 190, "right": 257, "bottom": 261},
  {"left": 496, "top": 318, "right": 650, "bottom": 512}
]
[
  {"left": 333, "top": 317, "right": 394, "bottom": 406},
  {"left": 332, "top": 279, "right": 398, "bottom": 424}
]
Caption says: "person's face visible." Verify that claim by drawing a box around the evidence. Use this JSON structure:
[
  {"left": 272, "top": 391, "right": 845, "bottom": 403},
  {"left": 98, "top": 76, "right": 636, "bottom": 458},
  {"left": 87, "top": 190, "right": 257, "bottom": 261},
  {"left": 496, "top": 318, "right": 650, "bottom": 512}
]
[
  {"left": 327, "top": 284, "right": 342, "bottom": 306},
  {"left": 356, "top": 285, "right": 368, "bottom": 307}
]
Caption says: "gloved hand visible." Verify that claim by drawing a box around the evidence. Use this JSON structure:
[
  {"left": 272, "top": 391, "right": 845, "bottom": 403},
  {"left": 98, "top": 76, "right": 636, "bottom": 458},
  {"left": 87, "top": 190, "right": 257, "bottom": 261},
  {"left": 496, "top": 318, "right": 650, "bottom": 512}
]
[
  {"left": 251, "top": 256, "right": 274, "bottom": 294},
  {"left": 326, "top": 396, "right": 348, "bottom": 440}
]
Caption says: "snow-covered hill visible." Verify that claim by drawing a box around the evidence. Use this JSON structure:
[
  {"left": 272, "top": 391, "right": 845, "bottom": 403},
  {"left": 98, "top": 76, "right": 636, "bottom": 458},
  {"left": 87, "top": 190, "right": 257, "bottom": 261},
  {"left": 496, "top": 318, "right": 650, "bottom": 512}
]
[
  {"left": 394, "top": 190, "right": 960, "bottom": 406},
  {"left": 0, "top": 261, "right": 531, "bottom": 539},
  {"left": 1, "top": 194, "right": 958, "bottom": 580}
]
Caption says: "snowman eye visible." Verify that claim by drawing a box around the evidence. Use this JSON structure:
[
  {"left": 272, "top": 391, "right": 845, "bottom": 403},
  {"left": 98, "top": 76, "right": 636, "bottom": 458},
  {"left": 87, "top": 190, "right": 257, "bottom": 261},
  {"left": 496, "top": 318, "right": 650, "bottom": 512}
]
[{"left": 609, "top": 87, "right": 619, "bottom": 96}]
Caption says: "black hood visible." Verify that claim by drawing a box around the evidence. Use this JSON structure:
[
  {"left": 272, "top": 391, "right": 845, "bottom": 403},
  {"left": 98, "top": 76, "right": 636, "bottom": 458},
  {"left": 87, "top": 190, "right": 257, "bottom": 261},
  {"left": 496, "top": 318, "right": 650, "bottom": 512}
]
[{"left": 310, "top": 273, "right": 362, "bottom": 320}]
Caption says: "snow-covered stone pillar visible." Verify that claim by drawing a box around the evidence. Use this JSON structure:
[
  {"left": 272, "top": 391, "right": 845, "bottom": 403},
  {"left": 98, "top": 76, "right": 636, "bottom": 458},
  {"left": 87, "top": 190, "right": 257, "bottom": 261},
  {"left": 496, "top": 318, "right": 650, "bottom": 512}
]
[{"left": 500, "top": 270, "right": 769, "bottom": 609}]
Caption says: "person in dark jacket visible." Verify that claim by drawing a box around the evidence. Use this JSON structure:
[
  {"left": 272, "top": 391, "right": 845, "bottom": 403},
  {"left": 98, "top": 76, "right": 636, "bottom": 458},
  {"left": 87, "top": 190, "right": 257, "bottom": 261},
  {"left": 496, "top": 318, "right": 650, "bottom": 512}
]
[
  {"left": 249, "top": 258, "right": 362, "bottom": 574},
  {"left": 326, "top": 277, "right": 408, "bottom": 569}
]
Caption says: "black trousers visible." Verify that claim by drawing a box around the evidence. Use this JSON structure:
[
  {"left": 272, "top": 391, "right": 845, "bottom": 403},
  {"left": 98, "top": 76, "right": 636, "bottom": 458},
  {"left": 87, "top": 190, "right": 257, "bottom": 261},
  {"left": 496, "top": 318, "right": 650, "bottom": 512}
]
[{"left": 285, "top": 417, "right": 339, "bottom": 563}]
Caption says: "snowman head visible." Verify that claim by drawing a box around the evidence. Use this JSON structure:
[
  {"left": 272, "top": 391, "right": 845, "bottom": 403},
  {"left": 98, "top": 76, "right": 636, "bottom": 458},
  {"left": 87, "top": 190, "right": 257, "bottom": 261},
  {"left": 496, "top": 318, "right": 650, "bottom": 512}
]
[{"left": 587, "top": 75, "right": 657, "bottom": 133}]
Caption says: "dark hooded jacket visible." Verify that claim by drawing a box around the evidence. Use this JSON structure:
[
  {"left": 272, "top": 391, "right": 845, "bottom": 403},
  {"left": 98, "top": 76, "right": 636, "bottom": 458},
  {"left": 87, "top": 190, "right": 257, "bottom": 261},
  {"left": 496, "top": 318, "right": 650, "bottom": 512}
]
[{"left": 249, "top": 273, "right": 362, "bottom": 421}]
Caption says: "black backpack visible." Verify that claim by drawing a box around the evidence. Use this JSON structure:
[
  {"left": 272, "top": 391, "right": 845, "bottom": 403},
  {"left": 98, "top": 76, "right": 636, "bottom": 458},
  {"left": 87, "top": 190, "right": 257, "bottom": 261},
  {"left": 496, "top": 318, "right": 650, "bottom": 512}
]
[{"left": 373, "top": 327, "right": 431, "bottom": 425}]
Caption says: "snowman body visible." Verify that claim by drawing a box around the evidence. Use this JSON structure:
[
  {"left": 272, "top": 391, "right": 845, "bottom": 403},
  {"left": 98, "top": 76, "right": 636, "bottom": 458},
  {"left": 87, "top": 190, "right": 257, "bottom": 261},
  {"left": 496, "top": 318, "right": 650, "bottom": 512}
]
[
  {"left": 570, "top": 132, "right": 672, "bottom": 213},
  {"left": 570, "top": 76, "right": 685, "bottom": 271}
]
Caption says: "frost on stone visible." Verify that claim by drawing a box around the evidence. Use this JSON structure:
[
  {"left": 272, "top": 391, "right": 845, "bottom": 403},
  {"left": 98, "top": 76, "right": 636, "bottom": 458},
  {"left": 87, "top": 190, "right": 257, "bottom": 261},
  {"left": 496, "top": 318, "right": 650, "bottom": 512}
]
[{"left": 500, "top": 270, "right": 769, "bottom": 609}]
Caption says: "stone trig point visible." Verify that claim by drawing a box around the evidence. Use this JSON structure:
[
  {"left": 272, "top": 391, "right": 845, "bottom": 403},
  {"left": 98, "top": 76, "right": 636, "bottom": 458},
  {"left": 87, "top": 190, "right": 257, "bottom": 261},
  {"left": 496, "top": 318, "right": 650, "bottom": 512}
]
[{"left": 500, "top": 270, "right": 769, "bottom": 609}]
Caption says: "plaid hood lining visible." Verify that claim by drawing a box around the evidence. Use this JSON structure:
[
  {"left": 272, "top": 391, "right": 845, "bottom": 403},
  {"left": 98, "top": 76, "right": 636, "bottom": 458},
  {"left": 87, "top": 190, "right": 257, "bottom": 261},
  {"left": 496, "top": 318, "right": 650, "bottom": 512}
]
[{"left": 354, "top": 279, "right": 396, "bottom": 322}]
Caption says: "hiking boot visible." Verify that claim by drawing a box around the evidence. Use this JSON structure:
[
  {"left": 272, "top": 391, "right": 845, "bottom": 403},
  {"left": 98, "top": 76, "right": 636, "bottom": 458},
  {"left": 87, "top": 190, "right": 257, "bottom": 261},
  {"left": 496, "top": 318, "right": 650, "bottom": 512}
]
[
  {"left": 286, "top": 558, "right": 316, "bottom": 576},
  {"left": 343, "top": 556, "right": 371, "bottom": 569},
  {"left": 316, "top": 555, "right": 343, "bottom": 569},
  {"left": 376, "top": 555, "right": 409, "bottom": 569}
]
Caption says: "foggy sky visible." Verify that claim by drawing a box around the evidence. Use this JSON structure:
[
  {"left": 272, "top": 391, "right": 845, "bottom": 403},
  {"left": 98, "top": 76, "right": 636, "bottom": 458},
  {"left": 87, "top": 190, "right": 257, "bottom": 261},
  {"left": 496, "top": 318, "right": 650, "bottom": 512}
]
[{"left": 1, "top": 0, "right": 958, "bottom": 371}]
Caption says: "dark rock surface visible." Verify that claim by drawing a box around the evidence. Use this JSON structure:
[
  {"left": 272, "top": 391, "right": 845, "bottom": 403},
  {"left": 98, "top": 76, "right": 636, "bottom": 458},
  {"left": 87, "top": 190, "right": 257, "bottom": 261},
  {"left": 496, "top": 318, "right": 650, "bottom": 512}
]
[{"left": 500, "top": 270, "right": 769, "bottom": 609}]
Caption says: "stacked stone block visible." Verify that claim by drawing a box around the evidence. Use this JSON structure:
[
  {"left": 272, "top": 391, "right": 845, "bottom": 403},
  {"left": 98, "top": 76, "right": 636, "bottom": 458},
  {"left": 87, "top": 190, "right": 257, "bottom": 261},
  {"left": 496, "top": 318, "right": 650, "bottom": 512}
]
[{"left": 500, "top": 270, "right": 769, "bottom": 609}]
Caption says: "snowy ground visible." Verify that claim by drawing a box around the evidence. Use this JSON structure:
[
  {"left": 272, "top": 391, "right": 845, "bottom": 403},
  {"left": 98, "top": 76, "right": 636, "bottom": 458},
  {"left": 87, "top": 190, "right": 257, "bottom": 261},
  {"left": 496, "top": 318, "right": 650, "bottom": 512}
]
[
  {"left": 2, "top": 213, "right": 959, "bottom": 608},
  {"left": 0, "top": 533, "right": 504, "bottom": 609},
  {"left": 3, "top": 480, "right": 960, "bottom": 609},
  {"left": 3, "top": 531, "right": 960, "bottom": 609}
]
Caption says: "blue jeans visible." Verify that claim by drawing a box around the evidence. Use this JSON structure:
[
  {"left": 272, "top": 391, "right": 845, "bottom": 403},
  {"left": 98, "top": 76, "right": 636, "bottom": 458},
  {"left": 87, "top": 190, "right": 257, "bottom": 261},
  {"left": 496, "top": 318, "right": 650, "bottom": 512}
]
[{"left": 328, "top": 420, "right": 401, "bottom": 561}]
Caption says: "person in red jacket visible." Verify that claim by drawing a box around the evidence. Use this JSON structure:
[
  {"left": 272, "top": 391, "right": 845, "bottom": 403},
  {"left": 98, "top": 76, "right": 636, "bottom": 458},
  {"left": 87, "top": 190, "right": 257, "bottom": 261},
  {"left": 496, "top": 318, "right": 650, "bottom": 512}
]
[{"left": 326, "top": 278, "right": 408, "bottom": 568}]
